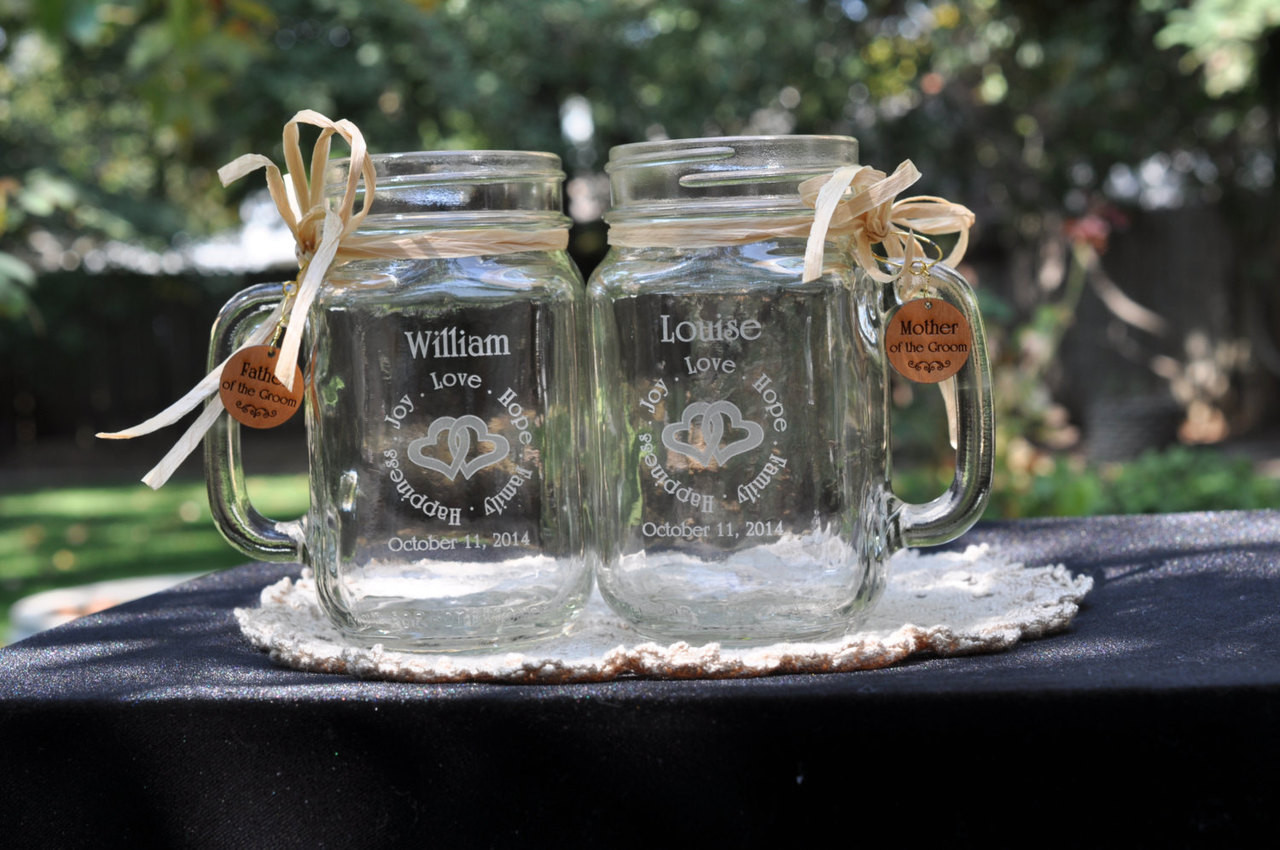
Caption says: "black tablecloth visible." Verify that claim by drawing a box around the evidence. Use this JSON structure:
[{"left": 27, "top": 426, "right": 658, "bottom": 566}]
[{"left": 3, "top": 511, "right": 1278, "bottom": 848}]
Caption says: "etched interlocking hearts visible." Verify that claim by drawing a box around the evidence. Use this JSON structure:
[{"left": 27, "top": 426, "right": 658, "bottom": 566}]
[
  {"left": 661, "top": 400, "right": 764, "bottom": 466},
  {"left": 408, "top": 415, "right": 510, "bottom": 481}
]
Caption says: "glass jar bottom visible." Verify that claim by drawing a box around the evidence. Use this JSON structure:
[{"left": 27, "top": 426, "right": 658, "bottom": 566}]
[
  {"left": 324, "top": 555, "right": 592, "bottom": 652},
  {"left": 600, "top": 539, "right": 877, "bottom": 645}
]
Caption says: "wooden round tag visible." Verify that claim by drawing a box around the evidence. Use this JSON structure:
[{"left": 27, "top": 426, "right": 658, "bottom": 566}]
[
  {"left": 885, "top": 299, "right": 972, "bottom": 384},
  {"left": 218, "top": 345, "right": 305, "bottom": 429}
]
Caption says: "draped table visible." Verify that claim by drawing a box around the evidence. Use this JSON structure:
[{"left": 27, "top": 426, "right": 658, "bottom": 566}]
[{"left": 2, "top": 511, "right": 1278, "bottom": 847}]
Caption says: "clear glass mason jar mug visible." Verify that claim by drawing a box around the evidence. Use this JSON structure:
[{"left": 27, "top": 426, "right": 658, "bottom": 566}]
[
  {"left": 206, "top": 151, "right": 593, "bottom": 651},
  {"left": 589, "top": 135, "right": 994, "bottom": 643}
]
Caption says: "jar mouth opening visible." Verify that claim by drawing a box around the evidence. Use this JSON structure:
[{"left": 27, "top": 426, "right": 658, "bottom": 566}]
[
  {"left": 323, "top": 151, "right": 567, "bottom": 219},
  {"left": 606, "top": 134, "right": 857, "bottom": 171},
  {"left": 604, "top": 134, "right": 858, "bottom": 218}
]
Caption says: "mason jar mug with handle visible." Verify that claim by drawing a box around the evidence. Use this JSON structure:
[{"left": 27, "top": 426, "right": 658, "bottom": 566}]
[
  {"left": 206, "top": 150, "right": 593, "bottom": 652},
  {"left": 588, "top": 135, "right": 993, "bottom": 644}
]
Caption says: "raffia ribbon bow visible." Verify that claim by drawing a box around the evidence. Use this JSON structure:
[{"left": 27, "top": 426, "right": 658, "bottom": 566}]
[
  {"left": 98, "top": 110, "right": 568, "bottom": 489},
  {"left": 219, "top": 110, "right": 378, "bottom": 390},
  {"left": 800, "top": 159, "right": 974, "bottom": 284}
]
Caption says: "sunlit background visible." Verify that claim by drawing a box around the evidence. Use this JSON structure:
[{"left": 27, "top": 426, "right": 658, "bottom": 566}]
[{"left": 2, "top": 0, "right": 1278, "bottom": 640}]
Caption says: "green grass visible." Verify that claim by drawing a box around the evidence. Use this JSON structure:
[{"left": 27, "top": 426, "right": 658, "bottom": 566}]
[{"left": 0, "top": 475, "right": 309, "bottom": 643}]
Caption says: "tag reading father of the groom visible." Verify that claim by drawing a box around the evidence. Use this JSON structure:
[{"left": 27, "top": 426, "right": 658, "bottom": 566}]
[
  {"left": 218, "top": 345, "right": 305, "bottom": 428},
  {"left": 885, "top": 299, "right": 972, "bottom": 384}
]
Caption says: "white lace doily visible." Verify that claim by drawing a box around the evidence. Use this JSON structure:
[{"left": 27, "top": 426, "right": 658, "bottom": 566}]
[{"left": 235, "top": 544, "right": 1092, "bottom": 684}]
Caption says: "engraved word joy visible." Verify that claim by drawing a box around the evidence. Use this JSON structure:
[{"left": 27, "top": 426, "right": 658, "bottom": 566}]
[{"left": 662, "top": 400, "right": 765, "bottom": 467}]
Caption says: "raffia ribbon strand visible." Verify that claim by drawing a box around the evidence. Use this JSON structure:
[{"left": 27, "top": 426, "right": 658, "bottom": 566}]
[
  {"left": 97, "top": 110, "right": 568, "bottom": 489},
  {"left": 799, "top": 159, "right": 975, "bottom": 284}
]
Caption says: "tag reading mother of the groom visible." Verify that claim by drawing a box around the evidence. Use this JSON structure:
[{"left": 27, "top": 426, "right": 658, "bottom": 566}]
[
  {"left": 885, "top": 299, "right": 972, "bottom": 384},
  {"left": 218, "top": 345, "right": 305, "bottom": 428}
]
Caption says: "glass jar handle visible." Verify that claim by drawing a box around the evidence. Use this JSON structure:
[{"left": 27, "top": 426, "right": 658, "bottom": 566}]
[
  {"left": 204, "top": 283, "right": 305, "bottom": 563},
  {"left": 888, "top": 264, "right": 995, "bottom": 547}
]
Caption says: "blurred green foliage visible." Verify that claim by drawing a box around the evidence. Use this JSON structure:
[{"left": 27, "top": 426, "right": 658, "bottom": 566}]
[
  {"left": 2, "top": 0, "right": 1275, "bottom": 254},
  {"left": 1155, "top": 0, "right": 1280, "bottom": 97}
]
